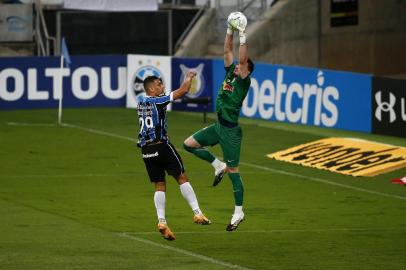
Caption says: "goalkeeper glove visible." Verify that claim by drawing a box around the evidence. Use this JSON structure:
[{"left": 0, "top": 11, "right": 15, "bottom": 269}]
[
  {"left": 227, "top": 18, "right": 238, "bottom": 35},
  {"left": 239, "top": 30, "right": 246, "bottom": 45}
]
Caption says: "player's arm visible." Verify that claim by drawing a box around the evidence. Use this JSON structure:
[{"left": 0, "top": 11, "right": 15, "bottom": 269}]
[
  {"left": 238, "top": 31, "right": 250, "bottom": 79},
  {"left": 224, "top": 28, "right": 234, "bottom": 68},
  {"left": 171, "top": 71, "right": 197, "bottom": 100}
]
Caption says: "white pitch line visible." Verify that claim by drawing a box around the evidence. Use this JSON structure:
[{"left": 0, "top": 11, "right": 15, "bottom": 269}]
[
  {"left": 1, "top": 194, "right": 250, "bottom": 269},
  {"left": 0, "top": 171, "right": 265, "bottom": 179},
  {"left": 6, "top": 121, "right": 406, "bottom": 268},
  {"left": 56, "top": 123, "right": 406, "bottom": 201},
  {"left": 0, "top": 172, "right": 143, "bottom": 179},
  {"left": 126, "top": 227, "right": 406, "bottom": 235},
  {"left": 60, "top": 123, "right": 138, "bottom": 142},
  {"left": 240, "top": 162, "right": 406, "bottom": 201},
  {"left": 6, "top": 122, "right": 57, "bottom": 127},
  {"left": 118, "top": 232, "right": 253, "bottom": 270}
]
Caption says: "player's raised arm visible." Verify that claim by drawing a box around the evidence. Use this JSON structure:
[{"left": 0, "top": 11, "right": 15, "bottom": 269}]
[
  {"left": 236, "top": 14, "right": 250, "bottom": 79},
  {"left": 238, "top": 30, "right": 250, "bottom": 79},
  {"left": 172, "top": 71, "right": 197, "bottom": 100},
  {"left": 224, "top": 25, "right": 234, "bottom": 68}
]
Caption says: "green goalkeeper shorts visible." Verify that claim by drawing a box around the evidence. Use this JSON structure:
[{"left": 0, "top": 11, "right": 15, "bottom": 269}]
[{"left": 192, "top": 121, "right": 242, "bottom": 168}]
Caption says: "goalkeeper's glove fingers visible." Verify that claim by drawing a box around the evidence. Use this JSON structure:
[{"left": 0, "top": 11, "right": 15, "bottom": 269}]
[
  {"left": 228, "top": 19, "right": 239, "bottom": 30},
  {"left": 235, "top": 24, "right": 246, "bottom": 34}
]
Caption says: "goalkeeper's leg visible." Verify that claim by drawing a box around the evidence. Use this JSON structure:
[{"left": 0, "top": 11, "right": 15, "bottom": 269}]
[
  {"left": 183, "top": 125, "right": 227, "bottom": 185},
  {"left": 183, "top": 124, "right": 218, "bottom": 162},
  {"left": 183, "top": 139, "right": 216, "bottom": 163}
]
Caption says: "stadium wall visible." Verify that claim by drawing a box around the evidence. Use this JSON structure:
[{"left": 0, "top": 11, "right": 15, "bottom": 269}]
[
  {"left": 0, "top": 55, "right": 404, "bottom": 137},
  {"left": 248, "top": 0, "right": 406, "bottom": 77}
]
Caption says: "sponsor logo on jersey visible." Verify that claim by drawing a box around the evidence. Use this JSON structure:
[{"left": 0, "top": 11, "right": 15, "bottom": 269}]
[
  {"left": 223, "top": 76, "right": 236, "bottom": 92},
  {"left": 223, "top": 81, "right": 234, "bottom": 92},
  {"left": 267, "top": 138, "right": 406, "bottom": 177},
  {"left": 143, "top": 151, "right": 159, "bottom": 158}
]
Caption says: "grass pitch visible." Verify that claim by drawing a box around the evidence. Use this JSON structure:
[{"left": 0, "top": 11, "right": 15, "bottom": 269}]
[{"left": 0, "top": 108, "right": 405, "bottom": 270}]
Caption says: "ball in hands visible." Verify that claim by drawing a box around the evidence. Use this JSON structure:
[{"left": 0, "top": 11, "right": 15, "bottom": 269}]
[{"left": 227, "top": 11, "right": 247, "bottom": 31}]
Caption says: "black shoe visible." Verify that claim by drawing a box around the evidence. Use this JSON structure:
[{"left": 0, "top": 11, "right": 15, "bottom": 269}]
[
  {"left": 226, "top": 213, "right": 245, "bottom": 231},
  {"left": 213, "top": 168, "right": 226, "bottom": 186}
]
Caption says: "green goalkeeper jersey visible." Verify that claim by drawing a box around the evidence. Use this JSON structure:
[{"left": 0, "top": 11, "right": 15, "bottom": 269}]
[{"left": 216, "top": 63, "right": 251, "bottom": 123}]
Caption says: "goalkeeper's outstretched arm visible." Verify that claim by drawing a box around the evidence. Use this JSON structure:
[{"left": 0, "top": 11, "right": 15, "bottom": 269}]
[
  {"left": 224, "top": 27, "right": 234, "bottom": 68},
  {"left": 238, "top": 31, "right": 250, "bottom": 79}
]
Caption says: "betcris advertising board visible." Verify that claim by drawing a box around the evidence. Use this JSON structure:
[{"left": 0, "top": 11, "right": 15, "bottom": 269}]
[
  {"left": 0, "top": 55, "right": 127, "bottom": 109},
  {"left": 171, "top": 57, "right": 213, "bottom": 112},
  {"left": 212, "top": 60, "right": 372, "bottom": 133}
]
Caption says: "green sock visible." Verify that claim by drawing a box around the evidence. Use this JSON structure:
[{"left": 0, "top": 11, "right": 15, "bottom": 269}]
[
  {"left": 183, "top": 143, "right": 215, "bottom": 163},
  {"left": 228, "top": 173, "right": 244, "bottom": 206}
]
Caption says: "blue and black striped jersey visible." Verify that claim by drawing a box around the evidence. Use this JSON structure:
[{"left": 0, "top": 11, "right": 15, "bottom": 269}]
[{"left": 137, "top": 93, "right": 173, "bottom": 147}]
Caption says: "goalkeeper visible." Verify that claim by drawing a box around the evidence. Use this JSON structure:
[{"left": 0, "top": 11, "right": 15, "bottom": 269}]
[{"left": 183, "top": 12, "right": 254, "bottom": 231}]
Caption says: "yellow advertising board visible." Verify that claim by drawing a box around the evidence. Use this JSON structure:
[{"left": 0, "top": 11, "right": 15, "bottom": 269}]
[{"left": 267, "top": 138, "right": 406, "bottom": 177}]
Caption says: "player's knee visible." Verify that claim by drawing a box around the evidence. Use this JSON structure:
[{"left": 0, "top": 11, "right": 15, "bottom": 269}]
[
  {"left": 183, "top": 142, "right": 193, "bottom": 152},
  {"left": 183, "top": 138, "right": 199, "bottom": 152},
  {"left": 155, "top": 181, "right": 166, "bottom": 192},
  {"left": 228, "top": 166, "right": 239, "bottom": 173},
  {"left": 184, "top": 136, "right": 201, "bottom": 148},
  {"left": 176, "top": 173, "right": 189, "bottom": 185}
]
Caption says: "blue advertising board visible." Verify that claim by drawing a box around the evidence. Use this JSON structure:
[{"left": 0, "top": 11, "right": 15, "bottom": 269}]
[
  {"left": 1, "top": 54, "right": 376, "bottom": 134},
  {"left": 212, "top": 60, "right": 372, "bottom": 133},
  {"left": 0, "top": 55, "right": 127, "bottom": 109},
  {"left": 171, "top": 57, "right": 213, "bottom": 112}
]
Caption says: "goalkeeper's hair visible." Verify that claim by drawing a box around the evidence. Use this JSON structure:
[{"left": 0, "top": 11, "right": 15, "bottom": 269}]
[
  {"left": 247, "top": 58, "right": 254, "bottom": 74},
  {"left": 143, "top": 76, "right": 161, "bottom": 92}
]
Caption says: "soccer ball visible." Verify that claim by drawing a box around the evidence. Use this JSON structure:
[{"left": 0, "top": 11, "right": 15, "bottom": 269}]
[{"left": 227, "top": 11, "right": 247, "bottom": 31}]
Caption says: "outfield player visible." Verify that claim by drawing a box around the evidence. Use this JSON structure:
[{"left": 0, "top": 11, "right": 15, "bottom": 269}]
[
  {"left": 137, "top": 73, "right": 211, "bottom": 241},
  {"left": 183, "top": 16, "right": 254, "bottom": 231}
]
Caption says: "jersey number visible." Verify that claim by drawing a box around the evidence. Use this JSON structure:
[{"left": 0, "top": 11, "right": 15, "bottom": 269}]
[{"left": 139, "top": 116, "right": 154, "bottom": 130}]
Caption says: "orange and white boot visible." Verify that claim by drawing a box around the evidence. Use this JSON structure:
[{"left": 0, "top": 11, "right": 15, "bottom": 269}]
[{"left": 158, "top": 223, "right": 175, "bottom": 241}]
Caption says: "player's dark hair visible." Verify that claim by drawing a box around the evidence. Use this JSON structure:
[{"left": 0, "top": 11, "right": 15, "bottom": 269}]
[
  {"left": 247, "top": 58, "right": 254, "bottom": 74},
  {"left": 143, "top": 76, "right": 160, "bottom": 92}
]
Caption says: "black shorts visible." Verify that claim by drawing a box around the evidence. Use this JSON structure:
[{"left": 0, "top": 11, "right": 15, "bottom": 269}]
[{"left": 141, "top": 142, "right": 185, "bottom": 182}]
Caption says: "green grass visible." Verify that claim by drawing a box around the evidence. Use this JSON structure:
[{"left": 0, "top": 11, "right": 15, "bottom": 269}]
[{"left": 0, "top": 108, "right": 405, "bottom": 270}]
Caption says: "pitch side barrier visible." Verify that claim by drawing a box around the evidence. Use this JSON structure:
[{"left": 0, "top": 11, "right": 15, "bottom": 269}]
[
  {"left": 0, "top": 55, "right": 127, "bottom": 110},
  {"left": 125, "top": 55, "right": 214, "bottom": 115},
  {"left": 371, "top": 77, "right": 406, "bottom": 137},
  {"left": 0, "top": 55, "right": 404, "bottom": 137},
  {"left": 213, "top": 60, "right": 405, "bottom": 138},
  {"left": 212, "top": 60, "right": 373, "bottom": 133}
]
